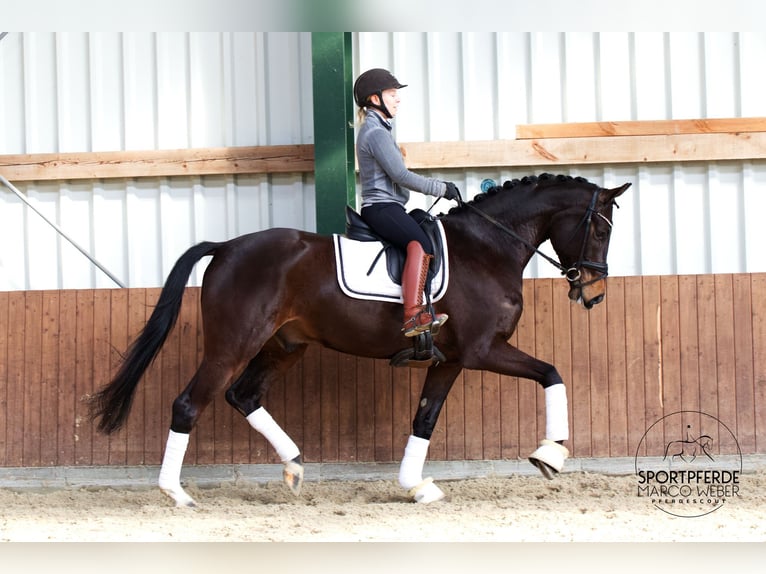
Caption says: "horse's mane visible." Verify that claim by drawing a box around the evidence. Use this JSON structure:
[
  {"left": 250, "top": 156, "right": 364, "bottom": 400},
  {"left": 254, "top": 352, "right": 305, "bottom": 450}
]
[{"left": 445, "top": 173, "right": 599, "bottom": 216}]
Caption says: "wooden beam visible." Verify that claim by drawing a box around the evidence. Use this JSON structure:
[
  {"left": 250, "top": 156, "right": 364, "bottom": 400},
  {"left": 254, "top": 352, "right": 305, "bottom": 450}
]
[
  {"left": 402, "top": 132, "right": 766, "bottom": 169},
  {"left": 0, "top": 144, "right": 315, "bottom": 182},
  {"left": 516, "top": 117, "right": 766, "bottom": 139},
  {"left": 2, "top": 124, "right": 766, "bottom": 183}
]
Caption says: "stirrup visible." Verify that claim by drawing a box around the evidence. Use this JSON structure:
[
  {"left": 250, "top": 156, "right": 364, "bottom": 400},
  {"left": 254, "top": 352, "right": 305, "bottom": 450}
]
[
  {"left": 429, "top": 313, "right": 448, "bottom": 336},
  {"left": 402, "top": 311, "right": 433, "bottom": 337}
]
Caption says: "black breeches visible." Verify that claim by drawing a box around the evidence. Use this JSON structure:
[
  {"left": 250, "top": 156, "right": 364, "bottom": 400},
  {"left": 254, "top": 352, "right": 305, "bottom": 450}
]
[{"left": 360, "top": 202, "right": 434, "bottom": 255}]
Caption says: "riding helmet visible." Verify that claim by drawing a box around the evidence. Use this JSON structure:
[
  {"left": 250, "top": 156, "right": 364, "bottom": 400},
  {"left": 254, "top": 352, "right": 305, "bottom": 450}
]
[{"left": 353, "top": 68, "right": 407, "bottom": 117}]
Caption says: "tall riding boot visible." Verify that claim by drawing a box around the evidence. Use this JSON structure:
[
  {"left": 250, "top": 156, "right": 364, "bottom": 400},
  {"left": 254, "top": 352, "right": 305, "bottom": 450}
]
[{"left": 401, "top": 241, "right": 448, "bottom": 337}]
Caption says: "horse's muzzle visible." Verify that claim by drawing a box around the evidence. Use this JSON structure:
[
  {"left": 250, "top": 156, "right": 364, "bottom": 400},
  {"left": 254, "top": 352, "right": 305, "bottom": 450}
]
[{"left": 567, "top": 271, "right": 607, "bottom": 309}]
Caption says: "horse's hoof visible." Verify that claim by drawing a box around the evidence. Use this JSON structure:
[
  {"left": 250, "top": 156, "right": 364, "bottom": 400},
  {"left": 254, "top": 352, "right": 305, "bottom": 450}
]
[
  {"left": 283, "top": 457, "right": 304, "bottom": 496},
  {"left": 161, "top": 487, "right": 197, "bottom": 508},
  {"left": 528, "top": 439, "right": 569, "bottom": 480},
  {"left": 408, "top": 477, "right": 445, "bottom": 503}
]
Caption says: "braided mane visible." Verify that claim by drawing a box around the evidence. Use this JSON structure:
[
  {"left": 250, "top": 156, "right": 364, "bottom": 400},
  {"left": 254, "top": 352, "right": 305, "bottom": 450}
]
[{"left": 445, "top": 173, "right": 599, "bottom": 216}]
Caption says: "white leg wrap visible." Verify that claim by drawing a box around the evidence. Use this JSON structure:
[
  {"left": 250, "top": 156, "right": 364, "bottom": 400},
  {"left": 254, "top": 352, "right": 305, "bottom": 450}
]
[
  {"left": 158, "top": 430, "right": 196, "bottom": 507},
  {"left": 398, "top": 435, "right": 430, "bottom": 489},
  {"left": 246, "top": 406, "right": 300, "bottom": 462},
  {"left": 398, "top": 435, "right": 445, "bottom": 503},
  {"left": 545, "top": 384, "right": 569, "bottom": 441}
]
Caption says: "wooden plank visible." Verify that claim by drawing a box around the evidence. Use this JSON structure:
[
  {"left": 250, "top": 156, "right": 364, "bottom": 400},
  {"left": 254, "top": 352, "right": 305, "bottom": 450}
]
[
  {"left": 159, "top": 287, "right": 182, "bottom": 464},
  {"left": 300, "top": 345, "right": 322, "bottom": 462},
  {"left": 605, "top": 277, "right": 628, "bottom": 457},
  {"left": 142, "top": 288, "right": 166, "bottom": 465},
  {"left": 57, "top": 291, "right": 78, "bottom": 466},
  {"left": 337, "top": 353, "right": 358, "bottom": 461},
  {"left": 0, "top": 144, "right": 315, "bottom": 181},
  {"left": 569, "top": 300, "right": 592, "bottom": 457},
  {"left": 587, "top": 295, "right": 610, "bottom": 458},
  {"left": 6, "top": 292, "right": 26, "bottom": 466},
  {"left": 354, "top": 357, "right": 376, "bottom": 462},
  {"left": 43, "top": 293, "right": 64, "bottom": 454},
  {"left": 660, "top": 276, "right": 683, "bottom": 451},
  {"left": 402, "top": 132, "right": 766, "bottom": 169},
  {"left": 125, "top": 289, "right": 148, "bottom": 465},
  {"left": 516, "top": 117, "right": 766, "bottom": 139},
  {"left": 641, "top": 277, "right": 664, "bottom": 455},
  {"left": 732, "top": 274, "right": 755, "bottom": 453},
  {"left": 3, "top": 123, "right": 766, "bottom": 184},
  {"left": 516, "top": 280, "right": 540, "bottom": 456},
  {"left": 107, "top": 288, "right": 128, "bottom": 465},
  {"left": 550, "top": 278, "right": 573, "bottom": 454},
  {"left": 481, "top": 371, "right": 501, "bottom": 460},
  {"left": 373, "top": 358, "right": 393, "bottom": 461},
  {"left": 390, "top": 364, "right": 412, "bottom": 462},
  {"left": 533, "top": 279, "right": 555, "bottom": 447},
  {"left": 624, "top": 277, "right": 647, "bottom": 457},
  {"left": 74, "top": 290, "right": 95, "bottom": 465},
  {"left": 91, "top": 290, "right": 112, "bottom": 466},
  {"left": 22, "top": 291, "right": 43, "bottom": 466},
  {"left": 444, "top": 370, "right": 465, "bottom": 461},
  {"left": 0, "top": 292, "right": 8, "bottom": 466},
  {"left": 320, "top": 347, "right": 340, "bottom": 462},
  {"left": 752, "top": 274, "right": 766, "bottom": 453},
  {"left": 696, "top": 275, "right": 720, "bottom": 449},
  {"left": 678, "top": 276, "right": 701, "bottom": 412},
  {"left": 463, "top": 368, "right": 484, "bottom": 460},
  {"left": 281, "top": 344, "right": 305, "bottom": 464},
  {"left": 714, "top": 275, "right": 738, "bottom": 455}
]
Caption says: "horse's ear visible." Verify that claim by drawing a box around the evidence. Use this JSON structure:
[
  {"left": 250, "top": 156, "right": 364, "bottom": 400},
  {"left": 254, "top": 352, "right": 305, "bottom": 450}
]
[{"left": 604, "top": 182, "right": 631, "bottom": 203}]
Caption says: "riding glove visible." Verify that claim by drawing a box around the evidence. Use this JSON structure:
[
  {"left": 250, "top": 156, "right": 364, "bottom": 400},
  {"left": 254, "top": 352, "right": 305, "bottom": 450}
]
[{"left": 443, "top": 182, "right": 461, "bottom": 201}]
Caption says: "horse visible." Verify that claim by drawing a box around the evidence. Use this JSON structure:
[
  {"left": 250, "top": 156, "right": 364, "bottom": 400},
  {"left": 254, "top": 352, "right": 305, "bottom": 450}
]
[{"left": 89, "top": 173, "right": 630, "bottom": 506}]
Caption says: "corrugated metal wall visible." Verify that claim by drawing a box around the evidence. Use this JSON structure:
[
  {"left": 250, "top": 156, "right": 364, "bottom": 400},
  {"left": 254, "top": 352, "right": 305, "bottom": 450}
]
[
  {"left": 1, "top": 32, "right": 765, "bottom": 290},
  {"left": 0, "top": 32, "right": 316, "bottom": 290},
  {"left": 354, "top": 32, "right": 766, "bottom": 279}
]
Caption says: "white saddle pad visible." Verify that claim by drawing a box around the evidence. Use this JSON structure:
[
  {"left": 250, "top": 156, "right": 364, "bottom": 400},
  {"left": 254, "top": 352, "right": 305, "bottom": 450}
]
[{"left": 332, "top": 224, "right": 449, "bottom": 304}]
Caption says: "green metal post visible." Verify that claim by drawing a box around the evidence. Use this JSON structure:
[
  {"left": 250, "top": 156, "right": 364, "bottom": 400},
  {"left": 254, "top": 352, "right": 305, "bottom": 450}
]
[{"left": 311, "top": 32, "right": 356, "bottom": 236}]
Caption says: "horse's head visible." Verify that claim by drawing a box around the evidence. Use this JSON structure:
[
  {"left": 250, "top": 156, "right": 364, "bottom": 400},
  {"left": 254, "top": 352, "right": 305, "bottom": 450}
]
[{"left": 547, "top": 179, "right": 631, "bottom": 309}]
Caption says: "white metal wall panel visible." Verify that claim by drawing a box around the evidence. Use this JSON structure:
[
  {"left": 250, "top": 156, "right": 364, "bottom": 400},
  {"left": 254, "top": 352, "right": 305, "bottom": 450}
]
[
  {"left": 0, "top": 32, "right": 315, "bottom": 290},
  {"left": 355, "top": 32, "right": 766, "bottom": 279},
  {"left": 1, "top": 32, "right": 765, "bottom": 291}
]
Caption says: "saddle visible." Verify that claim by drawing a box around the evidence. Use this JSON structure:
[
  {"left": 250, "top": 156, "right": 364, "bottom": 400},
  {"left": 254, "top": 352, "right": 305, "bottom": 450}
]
[
  {"left": 343, "top": 206, "right": 447, "bottom": 369},
  {"left": 344, "top": 206, "right": 444, "bottom": 286}
]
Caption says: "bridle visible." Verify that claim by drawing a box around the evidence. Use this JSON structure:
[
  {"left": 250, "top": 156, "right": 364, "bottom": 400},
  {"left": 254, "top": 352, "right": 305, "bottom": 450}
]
[{"left": 456, "top": 189, "right": 614, "bottom": 292}]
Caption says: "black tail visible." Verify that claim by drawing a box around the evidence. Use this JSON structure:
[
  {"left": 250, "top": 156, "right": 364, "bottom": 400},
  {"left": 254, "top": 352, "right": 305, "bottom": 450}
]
[{"left": 89, "top": 240, "right": 221, "bottom": 434}]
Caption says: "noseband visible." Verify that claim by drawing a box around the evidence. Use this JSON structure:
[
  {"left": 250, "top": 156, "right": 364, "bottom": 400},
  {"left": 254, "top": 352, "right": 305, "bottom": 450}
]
[{"left": 459, "top": 190, "right": 613, "bottom": 291}]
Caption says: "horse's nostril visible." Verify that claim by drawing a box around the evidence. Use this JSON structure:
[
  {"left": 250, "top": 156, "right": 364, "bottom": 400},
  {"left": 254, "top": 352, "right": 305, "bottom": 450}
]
[{"left": 586, "top": 294, "right": 605, "bottom": 309}]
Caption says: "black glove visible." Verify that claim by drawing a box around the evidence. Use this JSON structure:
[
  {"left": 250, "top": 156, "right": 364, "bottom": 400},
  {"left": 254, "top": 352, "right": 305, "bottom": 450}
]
[{"left": 443, "top": 181, "right": 461, "bottom": 202}]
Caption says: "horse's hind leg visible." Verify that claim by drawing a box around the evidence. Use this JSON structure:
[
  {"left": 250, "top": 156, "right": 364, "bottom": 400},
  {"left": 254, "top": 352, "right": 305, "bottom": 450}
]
[
  {"left": 158, "top": 358, "right": 238, "bottom": 507},
  {"left": 225, "top": 336, "right": 308, "bottom": 495}
]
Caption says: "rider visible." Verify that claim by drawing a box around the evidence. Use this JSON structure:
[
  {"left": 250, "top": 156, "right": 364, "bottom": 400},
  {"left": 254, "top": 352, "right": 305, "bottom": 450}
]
[{"left": 353, "top": 67, "right": 461, "bottom": 337}]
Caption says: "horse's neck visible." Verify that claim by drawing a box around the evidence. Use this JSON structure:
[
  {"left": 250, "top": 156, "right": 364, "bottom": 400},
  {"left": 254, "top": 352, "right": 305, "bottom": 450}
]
[{"left": 444, "top": 196, "right": 554, "bottom": 274}]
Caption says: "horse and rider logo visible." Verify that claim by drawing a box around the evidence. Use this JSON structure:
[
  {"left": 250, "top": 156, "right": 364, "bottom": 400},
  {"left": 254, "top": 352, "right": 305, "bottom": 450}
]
[
  {"left": 635, "top": 411, "right": 742, "bottom": 518},
  {"left": 663, "top": 426, "right": 715, "bottom": 465}
]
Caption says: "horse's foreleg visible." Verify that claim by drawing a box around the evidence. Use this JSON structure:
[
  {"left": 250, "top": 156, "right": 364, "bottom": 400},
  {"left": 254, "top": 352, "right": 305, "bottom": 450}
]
[
  {"left": 399, "top": 364, "right": 462, "bottom": 503},
  {"left": 464, "top": 338, "right": 570, "bottom": 479},
  {"left": 527, "top": 384, "right": 570, "bottom": 479}
]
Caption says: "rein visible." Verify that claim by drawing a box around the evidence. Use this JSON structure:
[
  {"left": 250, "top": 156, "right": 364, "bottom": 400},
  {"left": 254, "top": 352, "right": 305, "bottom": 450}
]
[{"left": 454, "top": 189, "right": 611, "bottom": 289}]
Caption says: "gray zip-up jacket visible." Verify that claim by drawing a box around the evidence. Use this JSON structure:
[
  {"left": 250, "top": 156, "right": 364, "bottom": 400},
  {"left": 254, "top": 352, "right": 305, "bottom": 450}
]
[{"left": 357, "top": 110, "right": 446, "bottom": 208}]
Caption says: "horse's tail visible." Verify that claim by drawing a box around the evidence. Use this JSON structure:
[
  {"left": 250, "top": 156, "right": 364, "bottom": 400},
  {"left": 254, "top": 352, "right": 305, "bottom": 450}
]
[{"left": 89, "top": 240, "right": 221, "bottom": 434}]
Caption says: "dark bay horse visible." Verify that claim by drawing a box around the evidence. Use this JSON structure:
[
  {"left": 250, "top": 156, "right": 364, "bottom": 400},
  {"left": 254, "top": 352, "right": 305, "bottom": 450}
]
[{"left": 90, "top": 173, "right": 630, "bottom": 506}]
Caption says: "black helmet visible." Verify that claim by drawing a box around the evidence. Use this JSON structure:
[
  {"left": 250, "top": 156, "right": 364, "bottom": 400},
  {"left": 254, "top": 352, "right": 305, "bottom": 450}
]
[{"left": 353, "top": 68, "right": 407, "bottom": 118}]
